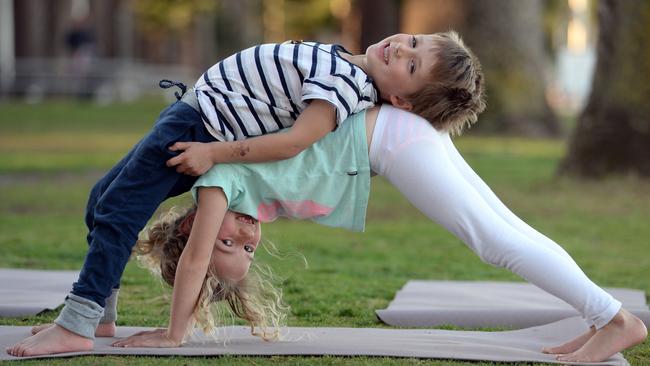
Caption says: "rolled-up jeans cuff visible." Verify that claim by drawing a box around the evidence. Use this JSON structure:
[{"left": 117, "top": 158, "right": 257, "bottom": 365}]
[
  {"left": 100, "top": 288, "right": 119, "bottom": 324},
  {"left": 54, "top": 294, "right": 103, "bottom": 339}
]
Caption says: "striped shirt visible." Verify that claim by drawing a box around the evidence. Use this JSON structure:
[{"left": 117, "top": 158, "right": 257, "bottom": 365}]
[{"left": 194, "top": 42, "right": 378, "bottom": 142}]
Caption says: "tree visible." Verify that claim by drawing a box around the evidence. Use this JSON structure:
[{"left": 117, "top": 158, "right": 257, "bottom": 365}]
[
  {"left": 460, "top": 0, "right": 560, "bottom": 136},
  {"left": 399, "top": 0, "right": 559, "bottom": 136},
  {"left": 358, "top": 0, "right": 399, "bottom": 51},
  {"left": 559, "top": 0, "right": 650, "bottom": 177}
]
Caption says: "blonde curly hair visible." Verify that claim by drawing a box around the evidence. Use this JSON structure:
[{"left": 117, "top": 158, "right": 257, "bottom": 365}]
[{"left": 134, "top": 206, "right": 288, "bottom": 341}]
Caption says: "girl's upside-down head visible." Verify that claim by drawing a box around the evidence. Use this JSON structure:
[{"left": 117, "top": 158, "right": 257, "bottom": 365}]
[{"left": 134, "top": 206, "right": 288, "bottom": 341}]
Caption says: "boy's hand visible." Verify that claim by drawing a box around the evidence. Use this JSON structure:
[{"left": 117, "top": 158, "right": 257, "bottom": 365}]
[
  {"left": 167, "top": 142, "right": 214, "bottom": 176},
  {"left": 111, "top": 328, "right": 181, "bottom": 348}
]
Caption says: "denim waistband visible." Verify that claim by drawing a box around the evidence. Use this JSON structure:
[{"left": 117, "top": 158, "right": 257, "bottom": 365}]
[{"left": 180, "top": 89, "right": 199, "bottom": 112}]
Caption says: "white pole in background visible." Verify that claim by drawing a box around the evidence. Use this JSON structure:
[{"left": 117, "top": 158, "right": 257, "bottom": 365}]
[{"left": 0, "top": 0, "right": 16, "bottom": 95}]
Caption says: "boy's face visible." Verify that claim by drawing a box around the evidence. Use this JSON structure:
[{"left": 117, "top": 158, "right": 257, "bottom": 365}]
[
  {"left": 210, "top": 210, "right": 262, "bottom": 282},
  {"left": 365, "top": 33, "right": 437, "bottom": 109}
]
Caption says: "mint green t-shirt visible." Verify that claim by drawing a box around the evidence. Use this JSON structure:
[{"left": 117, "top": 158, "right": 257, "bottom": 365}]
[{"left": 191, "top": 111, "right": 370, "bottom": 232}]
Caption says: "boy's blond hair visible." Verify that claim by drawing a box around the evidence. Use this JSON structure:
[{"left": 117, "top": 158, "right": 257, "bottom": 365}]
[
  {"left": 135, "top": 206, "right": 287, "bottom": 341},
  {"left": 408, "top": 31, "right": 486, "bottom": 135}
]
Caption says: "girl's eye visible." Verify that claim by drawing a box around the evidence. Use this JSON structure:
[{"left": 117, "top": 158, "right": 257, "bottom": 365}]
[
  {"left": 412, "top": 36, "right": 417, "bottom": 48},
  {"left": 244, "top": 245, "right": 254, "bottom": 253},
  {"left": 410, "top": 60, "right": 415, "bottom": 74},
  {"left": 222, "top": 240, "right": 233, "bottom": 247}
]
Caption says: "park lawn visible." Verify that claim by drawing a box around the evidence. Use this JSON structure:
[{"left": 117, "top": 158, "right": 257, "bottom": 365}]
[{"left": 0, "top": 100, "right": 648, "bottom": 366}]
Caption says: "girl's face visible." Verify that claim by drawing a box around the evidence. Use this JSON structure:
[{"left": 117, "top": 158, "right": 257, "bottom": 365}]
[{"left": 210, "top": 211, "right": 262, "bottom": 281}]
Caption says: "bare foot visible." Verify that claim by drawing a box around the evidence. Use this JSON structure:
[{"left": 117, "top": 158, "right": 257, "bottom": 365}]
[
  {"left": 6, "top": 324, "right": 93, "bottom": 357},
  {"left": 557, "top": 309, "right": 647, "bottom": 363},
  {"left": 542, "top": 326, "right": 596, "bottom": 354},
  {"left": 31, "top": 322, "right": 116, "bottom": 337}
]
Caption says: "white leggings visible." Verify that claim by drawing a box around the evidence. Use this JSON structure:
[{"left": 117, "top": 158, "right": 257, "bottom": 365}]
[{"left": 368, "top": 105, "right": 621, "bottom": 329}]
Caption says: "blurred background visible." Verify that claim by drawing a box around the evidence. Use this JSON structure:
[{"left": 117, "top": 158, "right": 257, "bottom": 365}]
[
  {"left": 1, "top": 0, "right": 591, "bottom": 116},
  {"left": 1, "top": 0, "right": 648, "bottom": 177},
  {"left": 0, "top": 3, "right": 648, "bottom": 362}
]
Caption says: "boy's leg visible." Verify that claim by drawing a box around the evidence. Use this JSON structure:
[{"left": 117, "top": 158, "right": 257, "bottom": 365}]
[
  {"left": 84, "top": 104, "right": 176, "bottom": 248},
  {"left": 100, "top": 288, "right": 119, "bottom": 324},
  {"left": 68, "top": 101, "right": 211, "bottom": 327},
  {"left": 29, "top": 290, "right": 116, "bottom": 336},
  {"left": 26, "top": 142, "right": 142, "bottom": 340},
  {"left": 27, "top": 146, "right": 141, "bottom": 342},
  {"left": 85, "top": 140, "right": 142, "bottom": 245},
  {"left": 8, "top": 101, "right": 212, "bottom": 356}
]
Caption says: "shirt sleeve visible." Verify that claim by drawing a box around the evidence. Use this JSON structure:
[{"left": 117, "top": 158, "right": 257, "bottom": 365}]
[
  {"left": 301, "top": 73, "right": 361, "bottom": 125},
  {"left": 191, "top": 164, "right": 241, "bottom": 207}
]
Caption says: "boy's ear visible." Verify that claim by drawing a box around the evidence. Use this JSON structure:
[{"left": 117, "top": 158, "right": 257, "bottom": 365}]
[{"left": 389, "top": 95, "right": 413, "bottom": 111}]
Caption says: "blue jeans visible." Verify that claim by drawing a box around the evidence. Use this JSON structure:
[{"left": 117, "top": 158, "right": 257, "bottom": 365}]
[{"left": 74, "top": 99, "right": 214, "bottom": 307}]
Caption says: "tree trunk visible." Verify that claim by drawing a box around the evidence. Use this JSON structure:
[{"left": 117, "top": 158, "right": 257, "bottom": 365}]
[
  {"left": 460, "top": 0, "right": 560, "bottom": 136},
  {"left": 399, "top": 0, "right": 559, "bottom": 136},
  {"left": 359, "top": 0, "right": 400, "bottom": 51},
  {"left": 559, "top": 0, "right": 650, "bottom": 177}
]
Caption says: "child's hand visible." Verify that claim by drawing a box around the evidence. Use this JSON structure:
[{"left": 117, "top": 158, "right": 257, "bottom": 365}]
[
  {"left": 111, "top": 328, "right": 181, "bottom": 348},
  {"left": 167, "top": 142, "right": 214, "bottom": 176}
]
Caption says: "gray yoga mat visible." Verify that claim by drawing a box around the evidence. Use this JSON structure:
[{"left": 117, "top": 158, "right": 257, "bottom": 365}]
[
  {"left": 376, "top": 280, "right": 650, "bottom": 328},
  {"left": 0, "top": 269, "right": 78, "bottom": 317},
  {"left": 0, "top": 317, "right": 629, "bottom": 364}
]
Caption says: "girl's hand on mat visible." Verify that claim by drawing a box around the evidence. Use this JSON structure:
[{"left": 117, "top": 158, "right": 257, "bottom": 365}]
[
  {"left": 111, "top": 329, "right": 181, "bottom": 348},
  {"left": 126, "top": 328, "right": 167, "bottom": 337},
  {"left": 167, "top": 141, "right": 214, "bottom": 176}
]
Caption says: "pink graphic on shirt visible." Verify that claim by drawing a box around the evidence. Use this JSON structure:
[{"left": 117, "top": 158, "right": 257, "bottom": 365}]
[{"left": 257, "top": 200, "right": 333, "bottom": 222}]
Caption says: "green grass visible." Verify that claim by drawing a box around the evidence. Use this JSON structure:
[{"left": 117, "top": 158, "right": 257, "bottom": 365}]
[{"left": 0, "top": 99, "right": 648, "bottom": 365}]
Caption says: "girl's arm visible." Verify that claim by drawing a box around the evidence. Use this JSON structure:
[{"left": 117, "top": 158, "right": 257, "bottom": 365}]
[
  {"left": 112, "top": 187, "right": 227, "bottom": 347},
  {"left": 166, "top": 187, "right": 227, "bottom": 342},
  {"left": 166, "top": 100, "right": 337, "bottom": 175}
]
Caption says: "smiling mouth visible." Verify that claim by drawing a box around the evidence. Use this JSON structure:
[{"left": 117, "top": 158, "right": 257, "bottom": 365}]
[{"left": 236, "top": 214, "right": 257, "bottom": 225}]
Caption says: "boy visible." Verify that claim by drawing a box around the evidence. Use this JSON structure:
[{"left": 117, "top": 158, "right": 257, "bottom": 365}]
[{"left": 7, "top": 31, "right": 485, "bottom": 357}]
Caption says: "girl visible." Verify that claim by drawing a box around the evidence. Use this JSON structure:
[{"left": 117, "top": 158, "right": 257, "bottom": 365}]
[{"left": 107, "top": 105, "right": 646, "bottom": 363}]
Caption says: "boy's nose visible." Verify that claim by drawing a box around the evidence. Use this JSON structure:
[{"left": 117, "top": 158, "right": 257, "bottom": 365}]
[
  {"left": 394, "top": 43, "right": 409, "bottom": 59},
  {"left": 397, "top": 43, "right": 414, "bottom": 58}
]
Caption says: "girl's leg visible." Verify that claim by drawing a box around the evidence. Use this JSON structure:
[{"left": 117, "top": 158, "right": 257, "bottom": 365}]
[
  {"left": 368, "top": 108, "right": 620, "bottom": 330},
  {"left": 369, "top": 107, "right": 645, "bottom": 361},
  {"left": 440, "top": 134, "right": 579, "bottom": 266},
  {"left": 438, "top": 133, "right": 600, "bottom": 352},
  {"left": 439, "top": 133, "right": 598, "bottom": 329},
  {"left": 440, "top": 135, "right": 646, "bottom": 360}
]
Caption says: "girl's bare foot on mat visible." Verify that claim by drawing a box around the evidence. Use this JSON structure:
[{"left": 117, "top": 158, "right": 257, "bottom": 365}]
[
  {"left": 542, "top": 326, "right": 596, "bottom": 354},
  {"left": 6, "top": 324, "right": 93, "bottom": 357},
  {"left": 31, "top": 322, "right": 116, "bottom": 337},
  {"left": 557, "top": 309, "right": 647, "bottom": 362}
]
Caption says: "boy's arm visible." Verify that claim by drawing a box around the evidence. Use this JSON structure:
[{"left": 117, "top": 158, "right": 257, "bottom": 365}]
[
  {"left": 112, "top": 187, "right": 227, "bottom": 347},
  {"left": 167, "top": 100, "right": 337, "bottom": 175}
]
